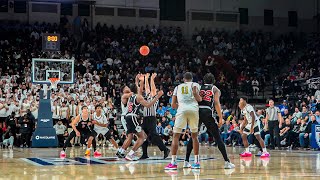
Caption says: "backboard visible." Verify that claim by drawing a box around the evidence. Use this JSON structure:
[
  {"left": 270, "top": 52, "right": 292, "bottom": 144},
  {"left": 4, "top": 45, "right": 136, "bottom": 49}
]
[{"left": 32, "top": 58, "right": 74, "bottom": 84}]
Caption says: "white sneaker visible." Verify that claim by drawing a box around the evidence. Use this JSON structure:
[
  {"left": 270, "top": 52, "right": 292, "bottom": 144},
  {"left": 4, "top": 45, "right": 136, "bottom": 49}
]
[
  {"left": 224, "top": 161, "right": 235, "bottom": 169},
  {"left": 183, "top": 161, "right": 192, "bottom": 168}
]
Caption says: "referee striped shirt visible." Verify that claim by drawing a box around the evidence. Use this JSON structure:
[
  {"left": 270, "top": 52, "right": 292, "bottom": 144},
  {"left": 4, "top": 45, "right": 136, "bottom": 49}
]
[
  {"left": 143, "top": 95, "right": 159, "bottom": 117},
  {"left": 266, "top": 106, "right": 281, "bottom": 121}
]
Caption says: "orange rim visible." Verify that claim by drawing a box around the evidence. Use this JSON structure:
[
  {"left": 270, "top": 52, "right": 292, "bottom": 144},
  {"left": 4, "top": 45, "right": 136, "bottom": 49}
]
[{"left": 49, "top": 78, "right": 60, "bottom": 83}]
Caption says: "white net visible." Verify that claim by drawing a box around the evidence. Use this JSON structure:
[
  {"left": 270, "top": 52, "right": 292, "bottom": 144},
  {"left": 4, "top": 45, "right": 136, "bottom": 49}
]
[{"left": 49, "top": 78, "right": 60, "bottom": 90}]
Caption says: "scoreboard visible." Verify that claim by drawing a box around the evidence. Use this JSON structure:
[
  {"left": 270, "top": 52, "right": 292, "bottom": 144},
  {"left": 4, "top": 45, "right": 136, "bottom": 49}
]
[{"left": 42, "top": 33, "right": 60, "bottom": 51}]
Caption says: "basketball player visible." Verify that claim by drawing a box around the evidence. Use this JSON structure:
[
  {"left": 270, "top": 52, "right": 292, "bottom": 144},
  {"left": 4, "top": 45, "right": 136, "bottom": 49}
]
[
  {"left": 238, "top": 97, "right": 270, "bottom": 158},
  {"left": 140, "top": 73, "right": 170, "bottom": 159},
  {"left": 116, "top": 74, "right": 143, "bottom": 158},
  {"left": 123, "top": 79, "right": 164, "bottom": 161},
  {"left": 60, "top": 106, "right": 92, "bottom": 158},
  {"left": 183, "top": 73, "right": 235, "bottom": 169},
  {"left": 85, "top": 104, "right": 119, "bottom": 156},
  {"left": 165, "top": 72, "right": 202, "bottom": 170},
  {"left": 115, "top": 85, "right": 133, "bottom": 158}
]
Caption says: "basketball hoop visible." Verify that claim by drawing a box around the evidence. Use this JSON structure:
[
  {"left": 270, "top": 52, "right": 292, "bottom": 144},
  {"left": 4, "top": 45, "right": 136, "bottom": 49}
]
[{"left": 49, "top": 78, "right": 60, "bottom": 89}]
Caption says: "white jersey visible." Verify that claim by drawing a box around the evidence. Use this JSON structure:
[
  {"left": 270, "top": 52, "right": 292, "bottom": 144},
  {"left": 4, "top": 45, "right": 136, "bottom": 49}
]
[
  {"left": 173, "top": 82, "right": 200, "bottom": 112},
  {"left": 121, "top": 102, "right": 128, "bottom": 116},
  {"left": 93, "top": 112, "right": 109, "bottom": 135},
  {"left": 69, "top": 104, "right": 77, "bottom": 117},
  {"left": 60, "top": 106, "right": 69, "bottom": 119},
  {"left": 241, "top": 104, "right": 259, "bottom": 124},
  {"left": 52, "top": 106, "right": 60, "bottom": 119}
]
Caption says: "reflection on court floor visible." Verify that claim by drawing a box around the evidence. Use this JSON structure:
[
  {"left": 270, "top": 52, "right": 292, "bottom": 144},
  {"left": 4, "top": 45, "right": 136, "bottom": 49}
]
[{"left": 21, "top": 156, "right": 216, "bottom": 166}]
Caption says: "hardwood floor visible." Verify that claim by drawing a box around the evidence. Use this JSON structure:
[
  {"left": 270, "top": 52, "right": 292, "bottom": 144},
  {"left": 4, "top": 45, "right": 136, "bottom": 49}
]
[{"left": 1, "top": 146, "right": 320, "bottom": 180}]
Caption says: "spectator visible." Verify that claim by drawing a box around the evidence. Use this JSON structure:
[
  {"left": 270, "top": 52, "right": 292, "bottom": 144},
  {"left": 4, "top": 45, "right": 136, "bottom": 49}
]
[
  {"left": 19, "top": 114, "right": 32, "bottom": 148},
  {"left": 278, "top": 100, "right": 289, "bottom": 116},
  {"left": 179, "top": 129, "right": 191, "bottom": 146},
  {"left": 220, "top": 120, "right": 231, "bottom": 143},
  {"left": 198, "top": 123, "right": 209, "bottom": 144},
  {"left": 163, "top": 124, "right": 173, "bottom": 145},
  {"left": 300, "top": 115, "right": 318, "bottom": 149},
  {"left": 156, "top": 122, "right": 164, "bottom": 136},
  {"left": 157, "top": 106, "right": 165, "bottom": 117},
  {"left": 252, "top": 78, "right": 260, "bottom": 96},
  {"left": 53, "top": 120, "right": 67, "bottom": 147},
  {"left": 2, "top": 127, "right": 14, "bottom": 149},
  {"left": 287, "top": 118, "right": 301, "bottom": 149},
  {"left": 292, "top": 107, "right": 302, "bottom": 123}
]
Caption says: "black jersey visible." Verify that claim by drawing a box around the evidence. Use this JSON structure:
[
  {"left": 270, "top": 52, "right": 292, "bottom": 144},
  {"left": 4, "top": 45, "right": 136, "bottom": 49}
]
[
  {"left": 199, "top": 84, "right": 215, "bottom": 108},
  {"left": 127, "top": 95, "right": 141, "bottom": 115},
  {"left": 76, "top": 114, "right": 92, "bottom": 131}
]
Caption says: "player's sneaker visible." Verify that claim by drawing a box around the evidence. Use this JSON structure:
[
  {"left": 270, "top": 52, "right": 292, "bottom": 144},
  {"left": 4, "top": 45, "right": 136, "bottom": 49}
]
[
  {"left": 60, "top": 150, "right": 66, "bottom": 158},
  {"left": 125, "top": 154, "right": 139, "bottom": 161},
  {"left": 191, "top": 162, "right": 201, "bottom": 169},
  {"left": 224, "top": 161, "right": 235, "bottom": 169},
  {"left": 260, "top": 152, "right": 270, "bottom": 158},
  {"left": 85, "top": 149, "right": 91, "bottom": 156},
  {"left": 240, "top": 151, "right": 252, "bottom": 157},
  {"left": 183, "top": 161, "right": 192, "bottom": 168},
  {"left": 94, "top": 150, "right": 102, "bottom": 157},
  {"left": 255, "top": 151, "right": 262, "bottom": 156},
  {"left": 165, "top": 163, "right": 178, "bottom": 170},
  {"left": 116, "top": 151, "right": 125, "bottom": 158}
]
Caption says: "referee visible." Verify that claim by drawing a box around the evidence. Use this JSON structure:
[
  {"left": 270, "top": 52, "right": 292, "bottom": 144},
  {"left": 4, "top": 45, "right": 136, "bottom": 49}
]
[
  {"left": 265, "top": 99, "right": 283, "bottom": 149},
  {"left": 140, "top": 73, "right": 170, "bottom": 159}
]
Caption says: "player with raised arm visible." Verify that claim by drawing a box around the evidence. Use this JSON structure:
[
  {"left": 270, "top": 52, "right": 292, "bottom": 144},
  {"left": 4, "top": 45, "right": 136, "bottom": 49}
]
[
  {"left": 238, "top": 97, "right": 270, "bottom": 158},
  {"left": 165, "top": 72, "right": 202, "bottom": 170},
  {"left": 183, "top": 73, "right": 235, "bottom": 169},
  {"left": 116, "top": 75, "right": 140, "bottom": 158},
  {"left": 140, "top": 73, "right": 170, "bottom": 159},
  {"left": 123, "top": 75, "right": 164, "bottom": 161}
]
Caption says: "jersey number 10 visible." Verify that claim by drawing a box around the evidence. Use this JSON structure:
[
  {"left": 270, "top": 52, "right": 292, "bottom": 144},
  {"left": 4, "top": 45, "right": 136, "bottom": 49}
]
[{"left": 181, "top": 86, "right": 189, "bottom": 94}]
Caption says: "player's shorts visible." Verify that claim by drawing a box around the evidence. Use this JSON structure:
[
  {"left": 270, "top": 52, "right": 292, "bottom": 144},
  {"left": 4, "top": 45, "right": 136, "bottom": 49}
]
[
  {"left": 242, "top": 121, "right": 261, "bottom": 135},
  {"left": 90, "top": 130, "right": 112, "bottom": 140},
  {"left": 121, "top": 115, "right": 127, "bottom": 131},
  {"left": 126, "top": 114, "right": 142, "bottom": 134},
  {"left": 174, "top": 109, "right": 199, "bottom": 133}
]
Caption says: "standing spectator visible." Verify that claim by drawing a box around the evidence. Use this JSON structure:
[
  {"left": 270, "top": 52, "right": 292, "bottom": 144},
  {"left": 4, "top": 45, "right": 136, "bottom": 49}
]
[
  {"left": 19, "top": 114, "right": 32, "bottom": 147},
  {"left": 0, "top": 100, "right": 8, "bottom": 128},
  {"left": 252, "top": 78, "right": 260, "bottom": 96},
  {"left": 53, "top": 120, "right": 67, "bottom": 147},
  {"left": 265, "top": 99, "right": 283, "bottom": 149}
]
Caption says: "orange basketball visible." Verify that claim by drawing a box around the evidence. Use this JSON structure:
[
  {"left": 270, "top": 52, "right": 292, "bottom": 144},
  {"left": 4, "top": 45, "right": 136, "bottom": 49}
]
[{"left": 139, "top": 45, "right": 150, "bottom": 56}]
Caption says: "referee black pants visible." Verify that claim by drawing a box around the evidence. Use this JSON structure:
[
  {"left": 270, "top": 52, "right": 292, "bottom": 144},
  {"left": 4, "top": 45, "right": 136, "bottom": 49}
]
[
  {"left": 268, "top": 120, "right": 281, "bottom": 149},
  {"left": 142, "top": 116, "right": 167, "bottom": 156}
]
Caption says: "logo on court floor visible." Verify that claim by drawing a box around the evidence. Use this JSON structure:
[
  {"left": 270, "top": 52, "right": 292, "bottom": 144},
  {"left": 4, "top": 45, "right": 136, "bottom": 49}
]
[{"left": 21, "top": 156, "right": 215, "bottom": 166}]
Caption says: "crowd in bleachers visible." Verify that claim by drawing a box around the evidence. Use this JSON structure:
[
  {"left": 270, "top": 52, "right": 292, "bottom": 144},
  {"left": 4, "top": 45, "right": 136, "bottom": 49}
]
[{"left": 0, "top": 19, "right": 319, "bottom": 151}]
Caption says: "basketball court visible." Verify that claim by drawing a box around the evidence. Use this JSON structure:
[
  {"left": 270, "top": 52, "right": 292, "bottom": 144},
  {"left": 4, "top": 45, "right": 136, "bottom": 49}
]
[{"left": 1, "top": 146, "right": 320, "bottom": 179}]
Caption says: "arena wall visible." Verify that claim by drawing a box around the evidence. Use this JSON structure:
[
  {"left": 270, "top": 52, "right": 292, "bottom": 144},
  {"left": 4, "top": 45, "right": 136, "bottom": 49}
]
[{"left": 0, "top": 0, "right": 318, "bottom": 36}]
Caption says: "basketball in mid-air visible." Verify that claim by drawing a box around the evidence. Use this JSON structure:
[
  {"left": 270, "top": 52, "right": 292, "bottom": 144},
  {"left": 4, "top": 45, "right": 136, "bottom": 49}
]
[{"left": 139, "top": 45, "right": 150, "bottom": 56}]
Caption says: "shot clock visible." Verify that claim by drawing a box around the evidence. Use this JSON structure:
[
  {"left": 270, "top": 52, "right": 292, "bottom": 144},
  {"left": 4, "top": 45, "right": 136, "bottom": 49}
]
[{"left": 42, "top": 33, "right": 60, "bottom": 51}]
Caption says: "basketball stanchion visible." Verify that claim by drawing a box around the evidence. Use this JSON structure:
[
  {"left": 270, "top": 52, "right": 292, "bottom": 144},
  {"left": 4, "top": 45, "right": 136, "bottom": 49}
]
[{"left": 31, "top": 80, "right": 59, "bottom": 148}]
